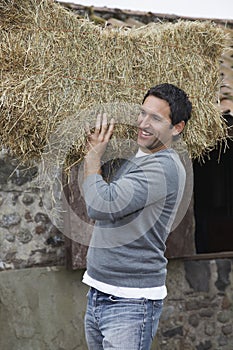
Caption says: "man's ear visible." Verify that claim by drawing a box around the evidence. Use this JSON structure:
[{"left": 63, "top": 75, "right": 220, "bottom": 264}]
[{"left": 172, "top": 121, "right": 185, "bottom": 136}]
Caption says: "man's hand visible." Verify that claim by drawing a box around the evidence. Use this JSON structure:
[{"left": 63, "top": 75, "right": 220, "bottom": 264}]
[{"left": 84, "top": 113, "right": 114, "bottom": 177}]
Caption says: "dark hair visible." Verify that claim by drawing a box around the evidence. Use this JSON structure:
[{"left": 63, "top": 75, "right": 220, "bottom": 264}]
[{"left": 142, "top": 83, "right": 192, "bottom": 125}]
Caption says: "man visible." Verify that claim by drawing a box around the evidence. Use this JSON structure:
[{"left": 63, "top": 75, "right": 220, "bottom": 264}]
[{"left": 82, "top": 83, "right": 192, "bottom": 349}]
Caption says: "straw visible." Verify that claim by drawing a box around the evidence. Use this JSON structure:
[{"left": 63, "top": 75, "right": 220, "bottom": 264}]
[{"left": 0, "top": 0, "right": 228, "bottom": 170}]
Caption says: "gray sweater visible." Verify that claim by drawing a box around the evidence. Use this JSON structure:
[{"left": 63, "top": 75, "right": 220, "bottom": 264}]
[{"left": 82, "top": 148, "right": 185, "bottom": 288}]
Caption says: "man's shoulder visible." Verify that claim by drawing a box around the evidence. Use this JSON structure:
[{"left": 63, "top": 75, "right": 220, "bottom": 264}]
[{"left": 136, "top": 148, "right": 182, "bottom": 167}]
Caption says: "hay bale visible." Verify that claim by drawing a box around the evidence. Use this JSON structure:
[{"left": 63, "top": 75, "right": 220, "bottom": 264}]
[{"left": 0, "top": 0, "right": 228, "bottom": 166}]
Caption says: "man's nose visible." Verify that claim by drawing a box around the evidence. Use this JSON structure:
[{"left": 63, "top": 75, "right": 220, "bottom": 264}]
[{"left": 139, "top": 114, "right": 150, "bottom": 128}]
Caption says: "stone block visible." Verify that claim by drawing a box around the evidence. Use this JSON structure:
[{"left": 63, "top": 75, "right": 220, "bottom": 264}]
[
  {"left": 184, "top": 260, "right": 210, "bottom": 292},
  {"left": 0, "top": 213, "right": 21, "bottom": 228},
  {"left": 196, "top": 340, "right": 212, "bottom": 350},
  {"left": 162, "top": 326, "right": 183, "bottom": 338},
  {"left": 215, "top": 259, "right": 231, "bottom": 291}
]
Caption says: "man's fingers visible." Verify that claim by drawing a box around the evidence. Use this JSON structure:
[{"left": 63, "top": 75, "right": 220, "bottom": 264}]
[
  {"left": 85, "top": 122, "right": 91, "bottom": 136},
  {"left": 102, "top": 113, "right": 108, "bottom": 128},
  {"left": 87, "top": 113, "right": 114, "bottom": 141},
  {"left": 105, "top": 118, "right": 115, "bottom": 140},
  {"left": 99, "top": 113, "right": 108, "bottom": 138},
  {"left": 94, "top": 114, "right": 101, "bottom": 134}
]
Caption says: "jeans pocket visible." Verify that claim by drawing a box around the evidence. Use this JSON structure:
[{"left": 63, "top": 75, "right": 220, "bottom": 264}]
[
  {"left": 153, "top": 299, "right": 163, "bottom": 308},
  {"left": 151, "top": 300, "right": 163, "bottom": 338},
  {"left": 86, "top": 288, "right": 91, "bottom": 298}
]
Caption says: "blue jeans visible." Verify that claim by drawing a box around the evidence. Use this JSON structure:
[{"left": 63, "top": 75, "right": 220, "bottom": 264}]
[{"left": 85, "top": 287, "right": 163, "bottom": 350}]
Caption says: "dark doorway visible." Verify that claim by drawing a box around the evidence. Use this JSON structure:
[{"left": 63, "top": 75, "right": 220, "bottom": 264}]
[{"left": 194, "top": 117, "right": 233, "bottom": 253}]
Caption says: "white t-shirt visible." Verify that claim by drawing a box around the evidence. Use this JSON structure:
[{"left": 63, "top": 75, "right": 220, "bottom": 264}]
[{"left": 82, "top": 271, "right": 167, "bottom": 300}]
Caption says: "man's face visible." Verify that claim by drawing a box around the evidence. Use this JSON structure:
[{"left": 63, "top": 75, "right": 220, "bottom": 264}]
[{"left": 137, "top": 95, "right": 177, "bottom": 153}]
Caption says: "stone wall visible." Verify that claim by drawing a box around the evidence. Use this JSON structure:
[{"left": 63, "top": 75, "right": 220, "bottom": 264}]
[
  {"left": 157, "top": 258, "right": 233, "bottom": 350},
  {"left": 1, "top": 153, "right": 233, "bottom": 349},
  {"left": 0, "top": 267, "right": 87, "bottom": 350},
  {"left": 0, "top": 152, "right": 65, "bottom": 270},
  {"left": 0, "top": 259, "right": 232, "bottom": 350}
]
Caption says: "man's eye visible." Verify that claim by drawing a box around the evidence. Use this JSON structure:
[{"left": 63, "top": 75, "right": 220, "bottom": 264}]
[
  {"left": 152, "top": 115, "right": 161, "bottom": 122},
  {"left": 140, "top": 110, "right": 146, "bottom": 116}
]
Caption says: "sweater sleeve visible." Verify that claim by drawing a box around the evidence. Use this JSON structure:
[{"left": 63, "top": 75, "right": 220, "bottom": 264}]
[{"left": 82, "top": 158, "right": 168, "bottom": 221}]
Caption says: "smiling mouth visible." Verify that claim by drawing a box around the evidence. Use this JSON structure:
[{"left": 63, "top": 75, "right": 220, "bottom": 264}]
[{"left": 139, "top": 129, "right": 153, "bottom": 136}]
